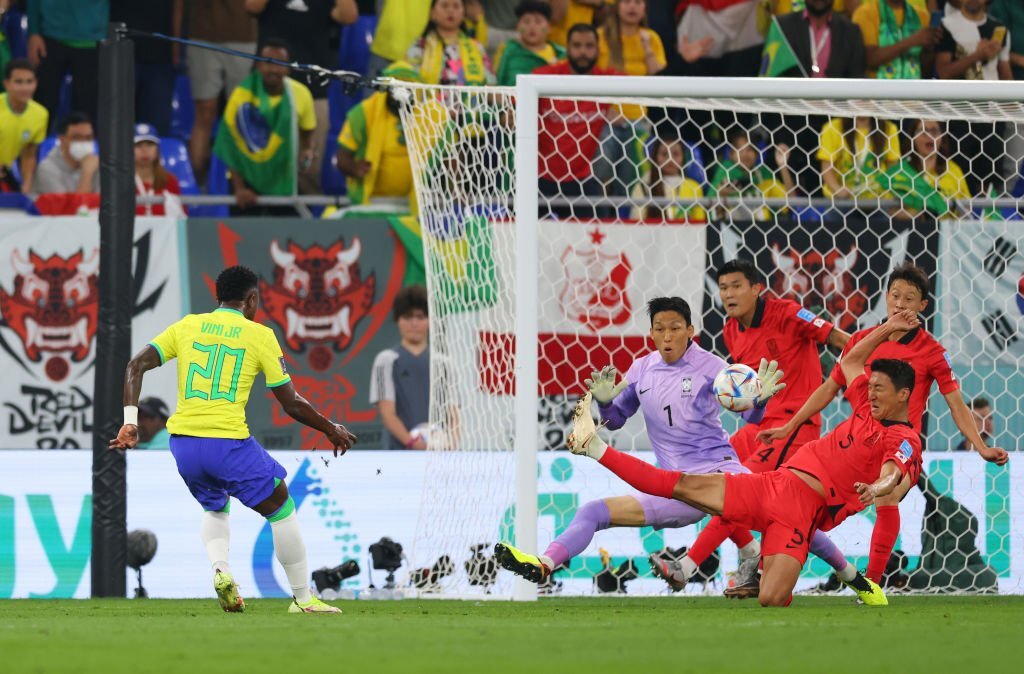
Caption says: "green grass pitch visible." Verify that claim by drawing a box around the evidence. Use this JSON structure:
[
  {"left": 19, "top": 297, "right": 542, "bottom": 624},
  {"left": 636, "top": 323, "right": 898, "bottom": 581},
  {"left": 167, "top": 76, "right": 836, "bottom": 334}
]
[{"left": 3, "top": 596, "right": 1023, "bottom": 673}]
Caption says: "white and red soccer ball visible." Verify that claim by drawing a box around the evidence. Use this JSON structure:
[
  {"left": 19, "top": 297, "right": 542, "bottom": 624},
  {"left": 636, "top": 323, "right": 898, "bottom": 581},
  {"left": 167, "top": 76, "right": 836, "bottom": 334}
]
[{"left": 713, "top": 364, "right": 761, "bottom": 412}]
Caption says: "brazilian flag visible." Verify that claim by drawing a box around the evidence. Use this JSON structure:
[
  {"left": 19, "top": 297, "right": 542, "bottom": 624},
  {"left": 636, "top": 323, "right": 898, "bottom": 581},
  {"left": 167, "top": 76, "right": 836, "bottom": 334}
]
[
  {"left": 213, "top": 71, "right": 296, "bottom": 195},
  {"left": 760, "top": 17, "right": 806, "bottom": 78}
]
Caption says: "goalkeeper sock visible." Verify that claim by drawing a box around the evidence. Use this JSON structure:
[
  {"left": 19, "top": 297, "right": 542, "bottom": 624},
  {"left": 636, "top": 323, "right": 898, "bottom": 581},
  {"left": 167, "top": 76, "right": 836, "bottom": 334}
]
[
  {"left": 809, "top": 530, "right": 848, "bottom": 573},
  {"left": 268, "top": 499, "right": 311, "bottom": 603},
  {"left": 867, "top": 505, "right": 900, "bottom": 583},
  {"left": 543, "top": 499, "right": 611, "bottom": 568},
  {"left": 686, "top": 516, "right": 732, "bottom": 565},
  {"left": 200, "top": 510, "right": 231, "bottom": 576},
  {"left": 597, "top": 447, "right": 681, "bottom": 500},
  {"left": 837, "top": 562, "right": 859, "bottom": 583}
]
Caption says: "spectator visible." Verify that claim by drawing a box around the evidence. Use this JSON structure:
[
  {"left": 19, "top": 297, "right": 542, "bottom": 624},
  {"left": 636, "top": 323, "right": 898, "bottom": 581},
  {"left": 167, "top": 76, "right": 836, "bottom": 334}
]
[
  {"left": 764, "top": 0, "right": 866, "bottom": 77},
  {"left": 937, "top": 0, "right": 1012, "bottom": 194},
  {"left": 593, "top": 0, "right": 665, "bottom": 209},
  {"left": 709, "top": 127, "right": 795, "bottom": 220},
  {"left": 134, "top": 123, "right": 185, "bottom": 217},
  {"left": 989, "top": 0, "right": 1024, "bottom": 180},
  {"left": 817, "top": 117, "right": 900, "bottom": 198},
  {"left": 26, "top": 0, "right": 108, "bottom": 133},
  {"left": 598, "top": 0, "right": 665, "bottom": 77},
  {"left": 408, "top": 0, "right": 496, "bottom": 85},
  {"left": 852, "top": 0, "right": 938, "bottom": 78},
  {"left": 368, "top": 0, "right": 431, "bottom": 77},
  {"left": 534, "top": 23, "right": 617, "bottom": 219},
  {"left": 186, "top": 0, "right": 257, "bottom": 187},
  {"left": 213, "top": 39, "right": 316, "bottom": 215},
  {"left": 246, "top": 1, "right": 357, "bottom": 194},
  {"left": 369, "top": 285, "right": 431, "bottom": 450},
  {"left": 494, "top": 1, "right": 565, "bottom": 86},
  {"left": 34, "top": 112, "right": 99, "bottom": 194},
  {"left": 549, "top": 0, "right": 604, "bottom": 48},
  {"left": 877, "top": 118, "right": 970, "bottom": 219},
  {"left": 0, "top": 59, "right": 48, "bottom": 193},
  {"left": 769, "top": 0, "right": 856, "bottom": 18},
  {"left": 636, "top": 136, "right": 706, "bottom": 222},
  {"left": 990, "top": 0, "right": 1024, "bottom": 79},
  {"left": 136, "top": 397, "right": 171, "bottom": 450},
  {"left": 109, "top": 0, "right": 183, "bottom": 136},
  {"left": 336, "top": 61, "right": 420, "bottom": 205},
  {"left": 955, "top": 397, "right": 993, "bottom": 451}
]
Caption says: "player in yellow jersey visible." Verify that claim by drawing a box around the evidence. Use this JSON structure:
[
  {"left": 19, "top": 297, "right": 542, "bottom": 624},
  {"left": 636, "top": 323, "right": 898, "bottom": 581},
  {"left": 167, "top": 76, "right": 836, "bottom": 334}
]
[{"left": 109, "top": 266, "right": 357, "bottom": 614}]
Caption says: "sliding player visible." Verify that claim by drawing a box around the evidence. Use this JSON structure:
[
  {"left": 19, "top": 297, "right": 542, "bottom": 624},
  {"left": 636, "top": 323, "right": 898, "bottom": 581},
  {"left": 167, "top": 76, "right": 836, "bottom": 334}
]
[
  {"left": 569, "top": 310, "right": 926, "bottom": 606},
  {"left": 494, "top": 297, "right": 784, "bottom": 583},
  {"left": 655, "top": 259, "right": 855, "bottom": 597},
  {"left": 759, "top": 264, "right": 1009, "bottom": 585},
  {"left": 109, "top": 266, "right": 357, "bottom": 613}
]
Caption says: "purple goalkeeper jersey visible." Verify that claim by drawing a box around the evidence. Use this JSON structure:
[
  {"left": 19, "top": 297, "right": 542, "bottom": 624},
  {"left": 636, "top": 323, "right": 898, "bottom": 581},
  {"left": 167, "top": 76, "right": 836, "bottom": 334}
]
[{"left": 597, "top": 342, "right": 764, "bottom": 472}]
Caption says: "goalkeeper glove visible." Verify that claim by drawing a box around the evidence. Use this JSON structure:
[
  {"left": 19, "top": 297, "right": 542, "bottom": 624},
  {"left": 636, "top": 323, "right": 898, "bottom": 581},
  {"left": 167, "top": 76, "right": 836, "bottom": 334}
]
[
  {"left": 584, "top": 365, "right": 628, "bottom": 405},
  {"left": 755, "top": 358, "right": 786, "bottom": 407}
]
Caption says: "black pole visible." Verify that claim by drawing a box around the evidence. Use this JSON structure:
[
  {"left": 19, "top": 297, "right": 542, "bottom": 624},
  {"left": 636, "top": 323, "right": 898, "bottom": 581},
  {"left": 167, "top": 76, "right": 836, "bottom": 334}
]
[{"left": 91, "top": 22, "right": 134, "bottom": 598}]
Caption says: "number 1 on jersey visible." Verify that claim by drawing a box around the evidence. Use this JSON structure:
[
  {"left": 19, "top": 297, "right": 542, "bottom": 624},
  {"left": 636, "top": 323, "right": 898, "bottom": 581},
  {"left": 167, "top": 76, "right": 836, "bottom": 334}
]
[
  {"left": 663, "top": 404, "right": 673, "bottom": 427},
  {"left": 186, "top": 342, "right": 246, "bottom": 402}
]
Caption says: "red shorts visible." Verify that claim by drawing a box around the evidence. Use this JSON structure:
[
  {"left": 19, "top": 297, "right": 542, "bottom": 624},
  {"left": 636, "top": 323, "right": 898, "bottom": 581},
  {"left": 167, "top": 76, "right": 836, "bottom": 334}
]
[
  {"left": 731, "top": 421, "right": 820, "bottom": 474},
  {"left": 722, "top": 469, "right": 826, "bottom": 565}
]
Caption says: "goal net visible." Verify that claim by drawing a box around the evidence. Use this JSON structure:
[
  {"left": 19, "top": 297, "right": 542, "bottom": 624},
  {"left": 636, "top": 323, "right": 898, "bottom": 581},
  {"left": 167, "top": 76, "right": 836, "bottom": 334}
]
[{"left": 395, "top": 76, "right": 1024, "bottom": 599}]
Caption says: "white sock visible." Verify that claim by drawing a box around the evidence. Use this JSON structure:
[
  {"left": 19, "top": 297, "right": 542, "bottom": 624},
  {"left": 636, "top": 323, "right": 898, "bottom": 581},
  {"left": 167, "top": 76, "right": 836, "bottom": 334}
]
[
  {"left": 679, "top": 555, "right": 699, "bottom": 580},
  {"left": 837, "top": 562, "right": 858, "bottom": 582},
  {"left": 539, "top": 555, "right": 555, "bottom": 572},
  {"left": 201, "top": 511, "right": 231, "bottom": 576},
  {"left": 270, "top": 511, "right": 311, "bottom": 603},
  {"left": 738, "top": 538, "right": 761, "bottom": 560}
]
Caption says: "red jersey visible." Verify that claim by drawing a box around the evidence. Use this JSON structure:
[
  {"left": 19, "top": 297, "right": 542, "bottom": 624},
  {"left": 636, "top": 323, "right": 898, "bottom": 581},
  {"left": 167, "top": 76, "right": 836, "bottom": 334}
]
[
  {"left": 135, "top": 172, "right": 183, "bottom": 216},
  {"left": 724, "top": 296, "right": 834, "bottom": 427},
  {"left": 534, "top": 62, "right": 618, "bottom": 183},
  {"left": 830, "top": 325, "right": 958, "bottom": 431},
  {"left": 785, "top": 374, "right": 919, "bottom": 531}
]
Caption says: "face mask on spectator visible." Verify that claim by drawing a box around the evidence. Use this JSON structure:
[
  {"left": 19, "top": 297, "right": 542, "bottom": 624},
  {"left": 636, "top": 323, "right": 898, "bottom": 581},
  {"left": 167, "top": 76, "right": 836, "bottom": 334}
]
[
  {"left": 662, "top": 174, "right": 684, "bottom": 192},
  {"left": 69, "top": 141, "right": 94, "bottom": 162}
]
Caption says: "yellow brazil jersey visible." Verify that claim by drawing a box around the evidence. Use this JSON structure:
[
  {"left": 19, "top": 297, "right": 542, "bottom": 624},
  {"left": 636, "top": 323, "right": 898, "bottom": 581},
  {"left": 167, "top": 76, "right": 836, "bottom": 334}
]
[
  {"left": 148, "top": 308, "right": 291, "bottom": 439},
  {"left": 0, "top": 94, "right": 48, "bottom": 168}
]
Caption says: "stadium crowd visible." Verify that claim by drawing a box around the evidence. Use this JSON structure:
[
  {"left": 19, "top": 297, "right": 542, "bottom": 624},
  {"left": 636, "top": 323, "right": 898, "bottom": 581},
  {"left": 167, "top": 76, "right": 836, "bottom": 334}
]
[{"left": 0, "top": 0, "right": 1020, "bottom": 218}]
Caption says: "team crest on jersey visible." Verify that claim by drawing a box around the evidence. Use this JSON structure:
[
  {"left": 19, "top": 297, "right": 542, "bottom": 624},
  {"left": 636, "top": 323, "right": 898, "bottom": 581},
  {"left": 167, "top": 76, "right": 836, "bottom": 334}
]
[
  {"left": 680, "top": 377, "right": 693, "bottom": 394},
  {"left": 895, "top": 439, "right": 915, "bottom": 463},
  {"left": 260, "top": 238, "right": 375, "bottom": 353},
  {"left": 558, "top": 228, "right": 632, "bottom": 333}
]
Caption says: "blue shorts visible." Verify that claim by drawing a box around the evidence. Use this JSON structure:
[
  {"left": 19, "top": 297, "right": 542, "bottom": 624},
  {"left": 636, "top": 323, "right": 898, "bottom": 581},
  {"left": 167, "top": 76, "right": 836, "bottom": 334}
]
[{"left": 169, "top": 435, "right": 287, "bottom": 511}]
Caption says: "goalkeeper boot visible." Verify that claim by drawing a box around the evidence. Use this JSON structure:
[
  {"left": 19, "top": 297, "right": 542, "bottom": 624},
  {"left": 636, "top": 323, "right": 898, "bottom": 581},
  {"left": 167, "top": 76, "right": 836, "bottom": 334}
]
[
  {"left": 843, "top": 573, "right": 888, "bottom": 607},
  {"left": 567, "top": 393, "right": 607, "bottom": 460},
  {"left": 494, "top": 542, "right": 549, "bottom": 584},
  {"left": 648, "top": 554, "right": 687, "bottom": 593},
  {"left": 289, "top": 596, "right": 343, "bottom": 614},
  {"left": 213, "top": 570, "right": 245, "bottom": 613}
]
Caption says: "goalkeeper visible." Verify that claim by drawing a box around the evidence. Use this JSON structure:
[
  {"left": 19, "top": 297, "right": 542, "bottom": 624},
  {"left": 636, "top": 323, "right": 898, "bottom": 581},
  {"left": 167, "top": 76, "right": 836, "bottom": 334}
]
[{"left": 496, "top": 297, "right": 782, "bottom": 583}]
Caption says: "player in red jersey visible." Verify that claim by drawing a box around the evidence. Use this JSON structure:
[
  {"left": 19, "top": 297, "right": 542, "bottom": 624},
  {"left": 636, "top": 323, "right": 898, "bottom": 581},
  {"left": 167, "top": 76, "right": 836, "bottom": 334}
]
[
  {"left": 569, "top": 310, "right": 925, "bottom": 606},
  {"left": 759, "top": 263, "right": 1009, "bottom": 585},
  {"left": 651, "top": 259, "right": 855, "bottom": 596}
]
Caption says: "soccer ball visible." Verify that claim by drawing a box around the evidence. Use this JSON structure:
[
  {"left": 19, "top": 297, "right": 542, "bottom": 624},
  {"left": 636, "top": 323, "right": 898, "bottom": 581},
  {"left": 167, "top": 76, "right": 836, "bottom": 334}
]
[{"left": 713, "top": 364, "right": 761, "bottom": 412}]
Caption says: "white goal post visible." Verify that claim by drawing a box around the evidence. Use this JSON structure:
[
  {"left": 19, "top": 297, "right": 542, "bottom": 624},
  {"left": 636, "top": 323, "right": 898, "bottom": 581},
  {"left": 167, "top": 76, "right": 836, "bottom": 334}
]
[{"left": 397, "top": 75, "right": 1024, "bottom": 601}]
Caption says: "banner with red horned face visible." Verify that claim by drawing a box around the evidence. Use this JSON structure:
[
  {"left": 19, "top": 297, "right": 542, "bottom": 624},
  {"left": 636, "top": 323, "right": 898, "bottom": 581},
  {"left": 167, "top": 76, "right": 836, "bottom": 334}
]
[
  {"left": 0, "top": 217, "right": 181, "bottom": 448},
  {"left": 185, "top": 218, "right": 407, "bottom": 450}
]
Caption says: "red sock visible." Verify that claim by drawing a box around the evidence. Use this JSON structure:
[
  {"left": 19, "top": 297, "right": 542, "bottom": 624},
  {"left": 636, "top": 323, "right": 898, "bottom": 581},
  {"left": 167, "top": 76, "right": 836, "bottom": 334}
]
[
  {"left": 729, "top": 526, "right": 754, "bottom": 549},
  {"left": 867, "top": 505, "right": 900, "bottom": 583},
  {"left": 687, "top": 517, "right": 733, "bottom": 564},
  {"left": 597, "top": 447, "right": 681, "bottom": 499}
]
